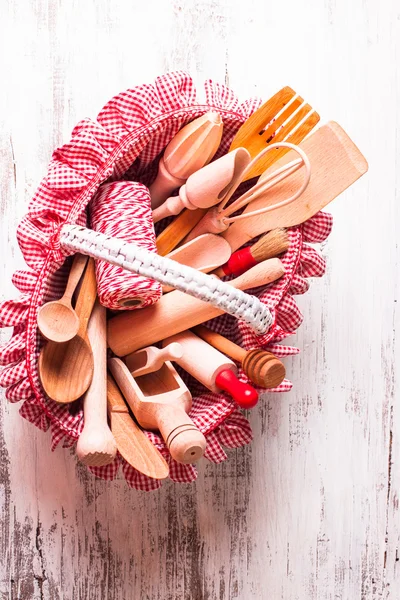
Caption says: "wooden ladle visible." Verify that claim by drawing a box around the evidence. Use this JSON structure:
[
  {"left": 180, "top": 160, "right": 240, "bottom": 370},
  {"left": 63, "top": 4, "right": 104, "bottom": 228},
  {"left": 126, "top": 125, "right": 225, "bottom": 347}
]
[
  {"left": 38, "top": 258, "right": 97, "bottom": 403},
  {"left": 37, "top": 254, "right": 88, "bottom": 343}
]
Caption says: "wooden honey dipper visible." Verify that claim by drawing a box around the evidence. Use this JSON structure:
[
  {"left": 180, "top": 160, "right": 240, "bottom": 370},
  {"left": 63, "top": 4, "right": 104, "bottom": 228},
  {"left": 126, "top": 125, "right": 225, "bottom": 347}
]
[{"left": 192, "top": 325, "right": 286, "bottom": 389}]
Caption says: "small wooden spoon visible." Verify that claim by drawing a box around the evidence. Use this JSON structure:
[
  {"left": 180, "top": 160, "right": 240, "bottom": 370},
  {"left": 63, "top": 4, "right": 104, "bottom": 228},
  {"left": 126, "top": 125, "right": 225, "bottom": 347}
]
[
  {"left": 38, "top": 258, "right": 97, "bottom": 403},
  {"left": 37, "top": 254, "right": 88, "bottom": 343},
  {"left": 162, "top": 234, "right": 231, "bottom": 292}
]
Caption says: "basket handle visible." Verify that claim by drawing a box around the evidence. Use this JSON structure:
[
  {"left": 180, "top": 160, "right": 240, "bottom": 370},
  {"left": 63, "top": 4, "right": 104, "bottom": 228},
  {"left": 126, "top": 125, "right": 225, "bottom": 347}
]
[{"left": 59, "top": 224, "right": 273, "bottom": 335}]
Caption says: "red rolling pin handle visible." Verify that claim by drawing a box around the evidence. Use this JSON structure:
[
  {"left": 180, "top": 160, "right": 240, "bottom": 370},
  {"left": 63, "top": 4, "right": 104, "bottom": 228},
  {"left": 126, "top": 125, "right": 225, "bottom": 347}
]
[
  {"left": 215, "top": 369, "right": 259, "bottom": 409},
  {"left": 221, "top": 246, "right": 257, "bottom": 277}
]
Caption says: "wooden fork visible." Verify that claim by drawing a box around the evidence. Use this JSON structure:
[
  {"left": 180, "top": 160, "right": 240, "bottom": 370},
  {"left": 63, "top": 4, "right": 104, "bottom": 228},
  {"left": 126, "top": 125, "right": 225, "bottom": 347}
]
[{"left": 230, "top": 86, "right": 320, "bottom": 181}]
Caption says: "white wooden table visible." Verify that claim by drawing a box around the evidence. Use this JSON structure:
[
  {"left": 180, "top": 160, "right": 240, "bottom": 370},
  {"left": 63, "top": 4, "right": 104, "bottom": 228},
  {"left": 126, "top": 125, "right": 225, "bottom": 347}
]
[{"left": 0, "top": 1, "right": 398, "bottom": 598}]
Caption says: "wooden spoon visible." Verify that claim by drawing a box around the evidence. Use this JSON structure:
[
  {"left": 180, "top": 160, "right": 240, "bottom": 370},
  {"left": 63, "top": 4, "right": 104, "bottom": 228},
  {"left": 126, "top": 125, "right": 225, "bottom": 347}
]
[
  {"left": 38, "top": 258, "right": 97, "bottom": 403},
  {"left": 37, "top": 254, "right": 88, "bottom": 343},
  {"left": 162, "top": 234, "right": 232, "bottom": 292},
  {"left": 107, "top": 373, "right": 169, "bottom": 480}
]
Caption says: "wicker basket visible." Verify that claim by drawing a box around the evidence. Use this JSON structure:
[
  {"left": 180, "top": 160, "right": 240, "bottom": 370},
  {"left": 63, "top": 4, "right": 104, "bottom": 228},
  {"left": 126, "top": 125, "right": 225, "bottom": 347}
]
[{"left": 0, "top": 71, "right": 332, "bottom": 490}]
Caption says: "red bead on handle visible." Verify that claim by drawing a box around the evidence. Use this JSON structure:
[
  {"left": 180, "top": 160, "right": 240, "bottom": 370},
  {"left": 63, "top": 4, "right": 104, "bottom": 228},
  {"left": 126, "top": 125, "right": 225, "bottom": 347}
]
[{"left": 215, "top": 369, "right": 259, "bottom": 409}]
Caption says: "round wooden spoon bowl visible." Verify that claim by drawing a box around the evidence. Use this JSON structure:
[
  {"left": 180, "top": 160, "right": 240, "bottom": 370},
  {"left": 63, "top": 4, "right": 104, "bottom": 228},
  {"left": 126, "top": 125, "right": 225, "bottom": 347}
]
[
  {"left": 37, "top": 300, "right": 80, "bottom": 343},
  {"left": 38, "top": 335, "right": 94, "bottom": 403}
]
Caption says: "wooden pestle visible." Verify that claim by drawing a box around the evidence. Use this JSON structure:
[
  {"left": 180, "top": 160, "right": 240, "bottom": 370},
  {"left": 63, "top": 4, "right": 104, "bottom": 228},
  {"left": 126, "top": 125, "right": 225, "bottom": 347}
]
[
  {"left": 76, "top": 301, "right": 117, "bottom": 466},
  {"left": 107, "top": 258, "right": 285, "bottom": 357},
  {"left": 192, "top": 325, "right": 286, "bottom": 389},
  {"left": 109, "top": 358, "right": 207, "bottom": 465}
]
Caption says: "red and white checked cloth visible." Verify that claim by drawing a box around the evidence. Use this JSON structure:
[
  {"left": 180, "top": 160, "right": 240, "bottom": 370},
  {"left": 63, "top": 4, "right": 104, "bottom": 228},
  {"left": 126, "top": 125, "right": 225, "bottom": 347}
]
[{"left": 0, "top": 72, "right": 333, "bottom": 491}]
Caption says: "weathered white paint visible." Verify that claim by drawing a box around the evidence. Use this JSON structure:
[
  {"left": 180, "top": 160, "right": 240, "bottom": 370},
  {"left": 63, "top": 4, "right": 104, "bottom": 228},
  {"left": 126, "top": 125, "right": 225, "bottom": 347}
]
[{"left": 0, "top": 0, "right": 398, "bottom": 598}]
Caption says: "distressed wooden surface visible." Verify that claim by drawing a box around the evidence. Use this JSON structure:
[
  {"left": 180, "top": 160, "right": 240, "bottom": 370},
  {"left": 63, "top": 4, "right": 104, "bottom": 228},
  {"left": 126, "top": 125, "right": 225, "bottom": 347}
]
[{"left": 0, "top": 0, "right": 399, "bottom": 598}]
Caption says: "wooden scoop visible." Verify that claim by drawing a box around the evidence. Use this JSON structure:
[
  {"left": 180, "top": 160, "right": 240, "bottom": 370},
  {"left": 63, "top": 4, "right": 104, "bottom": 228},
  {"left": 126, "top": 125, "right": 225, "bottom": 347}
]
[
  {"left": 108, "top": 258, "right": 285, "bottom": 357},
  {"left": 38, "top": 258, "right": 97, "bottom": 403},
  {"left": 162, "top": 234, "right": 232, "bottom": 292},
  {"left": 193, "top": 325, "right": 286, "bottom": 389},
  {"left": 107, "top": 373, "right": 169, "bottom": 479},
  {"left": 109, "top": 358, "right": 207, "bottom": 465},
  {"left": 223, "top": 121, "right": 369, "bottom": 253},
  {"left": 149, "top": 111, "right": 223, "bottom": 208},
  {"left": 152, "top": 148, "right": 251, "bottom": 223},
  {"left": 37, "top": 254, "right": 88, "bottom": 343},
  {"left": 76, "top": 301, "right": 117, "bottom": 467},
  {"left": 125, "top": 343, "right": 184, "bottom": 377}
]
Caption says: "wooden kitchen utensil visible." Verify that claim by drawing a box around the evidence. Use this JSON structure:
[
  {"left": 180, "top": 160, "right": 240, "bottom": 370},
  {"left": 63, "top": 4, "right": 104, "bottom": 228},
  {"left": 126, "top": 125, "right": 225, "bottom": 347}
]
[
  {"left": 162, "top": 234, "right": 232, "bottom": 292},
  {"left": 223, "top": 121, "right": 369, "bottom": 253},
  {"left": 162, "top": 331, "right": 258, "bottom": 408},
  {"left": 213, "top": 228, "right": 289, "bottom": 277},
  {"left": 149, "top": 111, "right": 223, "bottom": 208},
  {"left": 38, "top": 258, "right": 97, "bottom": 403},
  {"left": 184, "top": 141, "right": 310, "bottom": 241},
  {"left": 107, "top": 258, "right": 285, "bottom": 357},
  {"left": 156, "top": 207, "right": 208, "bottom": 256},
  {"left": 109, "top": 358, "right": 207, "bottom": 464},
  {"left": 76, "top": 301, "right": 117, "bottom": 467},
  {"left": 152, "top": 147, "right": 251, "bottom": 223},
  {"left": 230, "top": 86, "right": 320, "bottom": 180},
  {"left": 125, "top": 342, "right": 184, "bottom": 377},
  {"left": 193, "top": 325, "right": 286, "bottom": 389},
  {"left": 107, "top": 373, "right": 169, "bottom": 479},
  {"left": 37, "top": 253, "right": 88, "bottom": 343}
]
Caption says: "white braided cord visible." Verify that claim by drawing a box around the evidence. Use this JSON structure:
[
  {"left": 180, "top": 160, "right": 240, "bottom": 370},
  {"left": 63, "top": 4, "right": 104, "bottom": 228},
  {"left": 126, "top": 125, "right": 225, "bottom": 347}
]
[{"left": 60, "top": 224, "right": 272, "bottom": 335}]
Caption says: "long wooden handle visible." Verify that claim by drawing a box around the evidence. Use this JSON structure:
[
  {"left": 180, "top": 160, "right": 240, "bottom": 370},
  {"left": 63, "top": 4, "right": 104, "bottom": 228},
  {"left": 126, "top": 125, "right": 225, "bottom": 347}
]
[
  {"left": 156, "top": 208, "right": 207, "bottom": 256},
  {"left": 62, "top": 254, "right": 89, "bottom": 302},
  {"left": 108, "top": 258, "right": 284, "bottom": 357},
  {"left": 192, "top": 325, "right": 247, "bottom": 362},
  {"left": 76, "top": 301, "right": 117, "bottom": 467},
  {"left": 74, "top": 258, "right": 97, "bottom": 336},
  {"left": 107, "top": 373, "right": 130, "bottom": 413}
]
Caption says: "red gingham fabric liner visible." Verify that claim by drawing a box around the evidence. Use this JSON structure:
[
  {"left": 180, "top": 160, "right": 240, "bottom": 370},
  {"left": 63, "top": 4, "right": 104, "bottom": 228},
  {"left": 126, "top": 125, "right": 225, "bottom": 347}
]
[{"left": 0, "top": 72, "right": 333, "bottom": 490}]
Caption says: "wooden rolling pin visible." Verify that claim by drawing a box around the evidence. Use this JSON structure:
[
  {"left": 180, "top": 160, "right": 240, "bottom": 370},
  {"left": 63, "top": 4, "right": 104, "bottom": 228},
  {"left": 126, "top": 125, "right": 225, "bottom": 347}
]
[
  {"left": 107, "top": 258, "right": 285, "bottom": 357},
  {"left": 162, "top": 331, "right": 259, "bottom": 408},
  {"left": 76, "top": 301, "right": 117, "bottom": 467},
  {"left": 192, "top": 325, "right": 286, "bottom": 389},
  {"left": 109, "top": 358, "right": 206, "bottom": 465}
]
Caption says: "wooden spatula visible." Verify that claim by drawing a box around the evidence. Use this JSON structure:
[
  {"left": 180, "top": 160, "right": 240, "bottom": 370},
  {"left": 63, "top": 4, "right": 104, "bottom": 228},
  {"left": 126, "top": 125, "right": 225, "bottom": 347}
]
[
  {"left": 230, "top": 86, "right": 320, "bottom": 181},
  {"left": 223, "top": 121, "right": 368, "bottom": 253},
  {"left": 107, "top": 373, "right": 169, "bottom": 479}
]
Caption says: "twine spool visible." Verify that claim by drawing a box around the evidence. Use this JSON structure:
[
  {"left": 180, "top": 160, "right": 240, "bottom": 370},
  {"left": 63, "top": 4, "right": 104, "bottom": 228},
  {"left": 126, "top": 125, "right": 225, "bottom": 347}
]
[{"left": 89, "top": 181, "right": 162, "bottom": 310}]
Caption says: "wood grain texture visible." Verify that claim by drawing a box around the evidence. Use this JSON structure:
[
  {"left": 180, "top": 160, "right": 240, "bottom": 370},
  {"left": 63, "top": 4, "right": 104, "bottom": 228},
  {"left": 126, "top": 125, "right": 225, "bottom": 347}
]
[{"left": 0, "top": 0, "right": 399, "bottom": 598}]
